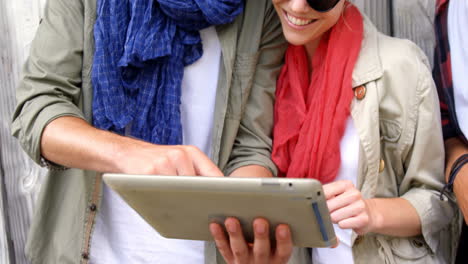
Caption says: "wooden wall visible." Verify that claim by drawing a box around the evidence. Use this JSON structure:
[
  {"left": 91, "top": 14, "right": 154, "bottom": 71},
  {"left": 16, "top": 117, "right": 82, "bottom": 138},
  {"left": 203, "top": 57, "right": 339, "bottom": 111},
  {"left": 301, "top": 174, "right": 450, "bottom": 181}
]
[
  {"left": 352, "top": 0, "right": 436, "bottom": 66},
  {"left": 0, "top": 0, "right": 436, "bottom": 263},
  {"left": 0, "top": 1, "right": 47, "bottom": 264}
]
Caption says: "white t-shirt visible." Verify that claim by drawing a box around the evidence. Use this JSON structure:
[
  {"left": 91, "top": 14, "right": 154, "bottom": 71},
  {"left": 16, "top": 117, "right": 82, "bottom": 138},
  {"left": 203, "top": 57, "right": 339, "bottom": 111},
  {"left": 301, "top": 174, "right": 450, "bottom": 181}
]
[
  {"left": 89, "top": 26, "right": 221, "bottom": 264},
  {"left": 312, "top": 118, "right": 359, "bottom": 264},
  {"left": 448, "top": 0, "right": 468, "bottom": 137}
]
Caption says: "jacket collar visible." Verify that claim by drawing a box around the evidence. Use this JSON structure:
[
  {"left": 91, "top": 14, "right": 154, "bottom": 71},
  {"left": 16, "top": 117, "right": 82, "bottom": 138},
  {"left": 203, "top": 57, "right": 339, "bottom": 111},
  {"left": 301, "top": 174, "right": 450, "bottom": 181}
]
[{"left": 351, "top": 15, "right": 384, "bottom": 88}]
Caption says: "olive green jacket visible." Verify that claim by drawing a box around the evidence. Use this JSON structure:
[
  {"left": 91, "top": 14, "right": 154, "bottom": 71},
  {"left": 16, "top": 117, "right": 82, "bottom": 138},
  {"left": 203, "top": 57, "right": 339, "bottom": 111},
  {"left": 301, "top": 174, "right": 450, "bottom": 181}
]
[{"left": 11, "top": 0, "right": 288, "bottom": 263}]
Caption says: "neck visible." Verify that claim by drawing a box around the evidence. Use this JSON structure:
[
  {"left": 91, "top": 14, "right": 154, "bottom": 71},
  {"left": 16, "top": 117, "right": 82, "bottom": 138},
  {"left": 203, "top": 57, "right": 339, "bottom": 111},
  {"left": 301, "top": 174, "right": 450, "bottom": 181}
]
[{"left": 304, "top": 37, "right": 321, "bottom": 76}]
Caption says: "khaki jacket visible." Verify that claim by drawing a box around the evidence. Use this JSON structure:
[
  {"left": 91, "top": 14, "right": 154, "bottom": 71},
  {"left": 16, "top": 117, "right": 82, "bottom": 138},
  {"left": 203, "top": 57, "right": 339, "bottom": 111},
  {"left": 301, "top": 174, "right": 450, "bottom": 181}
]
[
  {"left": 11, "top": 0, "right": 286, "bottom": 263},
  {"left": 287, "top": 16, "right": 461, "bottom": 264}
]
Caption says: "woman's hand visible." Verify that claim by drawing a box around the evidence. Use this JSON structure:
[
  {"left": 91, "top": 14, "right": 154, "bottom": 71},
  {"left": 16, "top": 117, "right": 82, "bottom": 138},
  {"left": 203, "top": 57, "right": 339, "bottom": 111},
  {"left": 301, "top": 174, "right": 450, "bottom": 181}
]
[
  {"left": 209, "top": 218, "right": 293, "bottom": 264},
  {"left": 323, "top": 180, "right": 376, "bottom": 235}
]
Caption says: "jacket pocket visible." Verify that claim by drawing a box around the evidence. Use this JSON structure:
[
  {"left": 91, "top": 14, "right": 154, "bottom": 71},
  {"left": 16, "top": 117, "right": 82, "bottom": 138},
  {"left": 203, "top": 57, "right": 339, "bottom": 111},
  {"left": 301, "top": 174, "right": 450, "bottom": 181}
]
[
  {"left": 378, "top": 119, "right": 405, "bottom": 192},
  {"left": 379, "top": 119, "right": 401, "bottom": 143},
  {"left": 227, "top": 52, "right": 260, "bottom": 119}
]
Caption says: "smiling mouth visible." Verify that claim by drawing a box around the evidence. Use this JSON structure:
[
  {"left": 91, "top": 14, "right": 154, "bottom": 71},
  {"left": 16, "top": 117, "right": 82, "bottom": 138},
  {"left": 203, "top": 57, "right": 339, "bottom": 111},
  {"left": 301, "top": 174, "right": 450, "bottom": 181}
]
[{"left": 286, "top": 12, "right": 317, "bottom": 26}]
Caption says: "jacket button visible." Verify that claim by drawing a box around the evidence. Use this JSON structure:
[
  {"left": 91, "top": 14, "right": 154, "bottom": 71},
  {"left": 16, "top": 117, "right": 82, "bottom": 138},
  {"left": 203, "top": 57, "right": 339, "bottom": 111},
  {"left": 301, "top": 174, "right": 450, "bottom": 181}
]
[
  {"left": 89, "top": 204, "right": 97, "bottom": 212},
  {"left": 354, "top": 86, "right": 366, "bottom": 100},
  {"left": 379, "top": 159, "right": 385, "bottom": 173},
  {"left": 81, "top": 252, "right": 89, "bottom": 259}
]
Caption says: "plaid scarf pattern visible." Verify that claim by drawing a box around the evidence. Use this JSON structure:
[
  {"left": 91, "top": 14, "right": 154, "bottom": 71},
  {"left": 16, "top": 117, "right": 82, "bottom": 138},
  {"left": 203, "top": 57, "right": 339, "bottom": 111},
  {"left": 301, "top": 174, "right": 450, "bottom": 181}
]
[{"left": 92, "top": 0, "right": 243, "bottom": 144}]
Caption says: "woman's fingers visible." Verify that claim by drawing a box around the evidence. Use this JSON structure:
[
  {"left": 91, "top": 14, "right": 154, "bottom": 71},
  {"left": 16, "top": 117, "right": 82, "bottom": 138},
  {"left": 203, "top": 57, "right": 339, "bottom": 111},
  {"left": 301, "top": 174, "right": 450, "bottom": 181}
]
[
  {"left": 225, "top": 217, "right": 250, "bottom": 263},
  {"left": 323, "top": 180, "right": 372, "bottom": 235},
  {"left": 323, "top": 180, "right": 355, "bottom": 199},
  {"left": 273, "top": 224, "right": 293, "bottom": 264},
  {"left": 209, "top": 223, "right": 234, "bottom": 263},
  {"left": 327, "top": 187, "right": 361, "bottom": 213},
  {"left": 337, "top": 213, "right": 370, "bottom": 234},
  {"left": 253, "top": 218, "right": 271, "bottom": 264},
  {"left": 331, "top": 199, "right": 367, "bottom": 223}
]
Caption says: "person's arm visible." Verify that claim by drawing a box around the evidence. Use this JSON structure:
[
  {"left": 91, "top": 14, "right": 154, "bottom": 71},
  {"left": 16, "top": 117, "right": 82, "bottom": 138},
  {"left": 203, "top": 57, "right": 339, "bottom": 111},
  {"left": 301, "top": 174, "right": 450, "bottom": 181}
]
[
  {"left": 41, "top": 116, "right": 222, "bottom": 176},
  {"left": 388, "top": 46, "right": 455, "bottom": 252},
  {"left": 12, "top": 0, "right": 221, "bottom": 177},
  {"left": 324, "top": 44, "right": 456, "bottom": 249},
  {"left": 210, "top": 2, "right": 293, "bottom": 263},
  {"left": 445, "top": 137, "right": 468, "bottom": 222},
  {"left": 229, "top": 165, "right": 272, "bottom": 178},
  {"left": 364, "top": 198, "right": 420, "bottom": 236},
  {"left": 222, "top": 3, "right": 287, "bottom": 178},
  {"left": 323, "top": 180, "right": 421, "bottom": 237}
]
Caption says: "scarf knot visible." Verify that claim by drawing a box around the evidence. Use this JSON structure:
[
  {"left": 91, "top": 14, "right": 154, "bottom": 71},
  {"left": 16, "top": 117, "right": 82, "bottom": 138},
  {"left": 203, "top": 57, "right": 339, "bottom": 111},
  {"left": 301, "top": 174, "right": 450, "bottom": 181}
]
[{"left": 272, "top": 5, "right": 363, "bottom": 183}]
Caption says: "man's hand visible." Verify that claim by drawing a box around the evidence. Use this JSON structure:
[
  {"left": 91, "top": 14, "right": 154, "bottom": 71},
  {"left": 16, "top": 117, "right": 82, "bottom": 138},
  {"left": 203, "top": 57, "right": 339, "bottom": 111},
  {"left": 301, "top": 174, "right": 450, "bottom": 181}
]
[
  {"left": 209, "top": 218, "right": 293, "bottom": 264},
  {"left": 41, "top": 116, "right": 223, "bottom": 176},
  {"left": 117, "top": 144, "right": 222, "bottom": 176}
]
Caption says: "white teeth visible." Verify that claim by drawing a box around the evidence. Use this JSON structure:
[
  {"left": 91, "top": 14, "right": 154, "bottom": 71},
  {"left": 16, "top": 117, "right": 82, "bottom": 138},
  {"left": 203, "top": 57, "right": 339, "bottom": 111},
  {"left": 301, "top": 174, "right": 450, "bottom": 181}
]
[{"left": 287, "top": 13, "right": 313, "bottom": 26}]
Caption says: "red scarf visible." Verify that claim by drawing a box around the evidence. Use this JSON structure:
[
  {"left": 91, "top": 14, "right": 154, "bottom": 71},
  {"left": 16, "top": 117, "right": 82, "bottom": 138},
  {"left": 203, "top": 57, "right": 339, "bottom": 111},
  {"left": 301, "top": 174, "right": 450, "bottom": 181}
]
[{"left": 272, "top": 5, "right": 364, "bottom": 183}]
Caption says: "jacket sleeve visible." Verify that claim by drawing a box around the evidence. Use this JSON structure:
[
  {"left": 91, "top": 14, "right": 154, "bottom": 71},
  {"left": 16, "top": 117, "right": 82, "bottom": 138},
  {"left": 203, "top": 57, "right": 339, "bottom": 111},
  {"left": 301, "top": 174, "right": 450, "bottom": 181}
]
[
  {"left": 11, "top": 0, "right": 86, "bottom": 166},
  {"left": 400, "top": 48, "right": 458, "bottom": 253},
  {"left": 224, "top": 2, "right": 287, "bottom": 176}
]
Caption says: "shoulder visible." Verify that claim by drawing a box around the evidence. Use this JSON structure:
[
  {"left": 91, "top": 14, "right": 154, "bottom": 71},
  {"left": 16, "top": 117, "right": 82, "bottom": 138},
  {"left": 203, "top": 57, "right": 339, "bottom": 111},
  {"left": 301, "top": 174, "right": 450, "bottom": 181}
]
[
  {"left": 244, "top": 0, "right": 272, "bottom": 10},
  {"left": 242, "top": 0, "right": 278, "bottom": 28},
  {"left": 359, "top": 18, "right": 435, "bottom": 99},
  {"left": 353, "top": 17, "right": 432, "bottom": 96},
  {"left": 376, "top": 33, "right": 432, "bottom": 83},
  {"left": 231, "top": 0, "right": 284, "bottom": 54}
]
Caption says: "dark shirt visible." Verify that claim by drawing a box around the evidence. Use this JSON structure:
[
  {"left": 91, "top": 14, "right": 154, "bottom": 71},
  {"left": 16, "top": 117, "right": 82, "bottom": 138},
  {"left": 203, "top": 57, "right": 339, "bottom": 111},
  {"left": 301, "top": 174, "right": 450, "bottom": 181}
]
[{"left": 433, "top": 0, "right": 468, "bottom": 143}]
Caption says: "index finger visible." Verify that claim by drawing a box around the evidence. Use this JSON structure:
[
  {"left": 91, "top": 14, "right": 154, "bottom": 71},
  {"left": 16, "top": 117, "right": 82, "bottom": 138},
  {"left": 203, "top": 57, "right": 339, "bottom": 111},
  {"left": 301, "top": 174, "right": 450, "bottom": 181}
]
[
  {"left": 187, "top": 147, "right": 223, "bottom": 177},
  {"left": 323, "top": 180, "right": 354, "bottom": 199}
]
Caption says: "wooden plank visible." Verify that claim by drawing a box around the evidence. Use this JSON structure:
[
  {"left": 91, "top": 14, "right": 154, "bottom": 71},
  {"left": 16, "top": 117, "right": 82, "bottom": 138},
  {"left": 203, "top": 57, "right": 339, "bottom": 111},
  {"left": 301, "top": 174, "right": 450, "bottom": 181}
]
[
  {"left": 1, "top": 2, "right": 14, "bottom": 263},
  {"left": 393, "top": 0, "right": 436, "bottom": 66},
  {"left": 0, "top": 1, "right": 47, "bottom": 263},
  {"left": 0, "top": 164, "right": 10, "bottom": 264},
  {"left": 352, "top": 0, "right": 436, "bottom": 65},
  {"left": 351, "top": 0, "right": 392, "bottom": 35}
]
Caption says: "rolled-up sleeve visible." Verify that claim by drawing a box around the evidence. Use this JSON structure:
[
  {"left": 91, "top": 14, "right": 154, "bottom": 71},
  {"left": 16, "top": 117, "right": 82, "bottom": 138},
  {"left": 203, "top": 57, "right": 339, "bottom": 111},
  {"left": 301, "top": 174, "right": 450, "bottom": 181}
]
[
  {"left": 224, "top": 3, "right": 287, "bottom": 176},
  {"left": 400, "top": 55, "right": 458, "bottom": 253},
  {"left": 11, "top": 0, "right": 86, "bottom": 165}
]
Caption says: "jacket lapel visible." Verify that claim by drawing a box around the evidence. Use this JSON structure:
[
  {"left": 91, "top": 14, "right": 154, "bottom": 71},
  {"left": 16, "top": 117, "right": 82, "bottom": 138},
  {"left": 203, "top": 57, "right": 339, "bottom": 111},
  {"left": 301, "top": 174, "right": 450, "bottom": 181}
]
[
  {"left": 210, "top": 20, "right": 241, "bottom": 166},
  {"left": 350, "top": 16, "right": 384, "bottom": 198}
]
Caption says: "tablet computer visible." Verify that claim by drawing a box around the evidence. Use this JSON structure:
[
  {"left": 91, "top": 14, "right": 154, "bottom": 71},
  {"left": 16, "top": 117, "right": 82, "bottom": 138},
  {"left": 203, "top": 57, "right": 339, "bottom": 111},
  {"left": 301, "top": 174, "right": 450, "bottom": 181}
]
[{"left": 103, "top": 174, "right": 336, "bottom": 248}]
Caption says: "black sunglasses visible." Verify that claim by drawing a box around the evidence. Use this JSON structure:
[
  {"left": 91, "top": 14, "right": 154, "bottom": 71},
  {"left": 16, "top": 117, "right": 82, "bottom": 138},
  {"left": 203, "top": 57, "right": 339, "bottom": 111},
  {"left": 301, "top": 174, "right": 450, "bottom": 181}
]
[{"left": 306, "top": 0, "right": 341, "bottom": 12}]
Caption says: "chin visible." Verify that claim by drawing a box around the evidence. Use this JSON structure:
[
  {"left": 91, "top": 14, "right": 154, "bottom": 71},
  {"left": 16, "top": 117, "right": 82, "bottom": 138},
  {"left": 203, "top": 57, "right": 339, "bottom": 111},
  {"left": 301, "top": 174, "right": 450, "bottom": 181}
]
[{"left": 284, "top": 33, "right": 311, "bottom": 46}]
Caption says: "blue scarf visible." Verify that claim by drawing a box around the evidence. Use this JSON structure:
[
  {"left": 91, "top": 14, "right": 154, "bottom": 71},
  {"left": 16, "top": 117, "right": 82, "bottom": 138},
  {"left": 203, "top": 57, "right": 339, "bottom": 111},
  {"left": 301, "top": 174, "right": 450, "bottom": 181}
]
[{"left": 92, "top": 0, "right": 244, "bottom": 144}]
